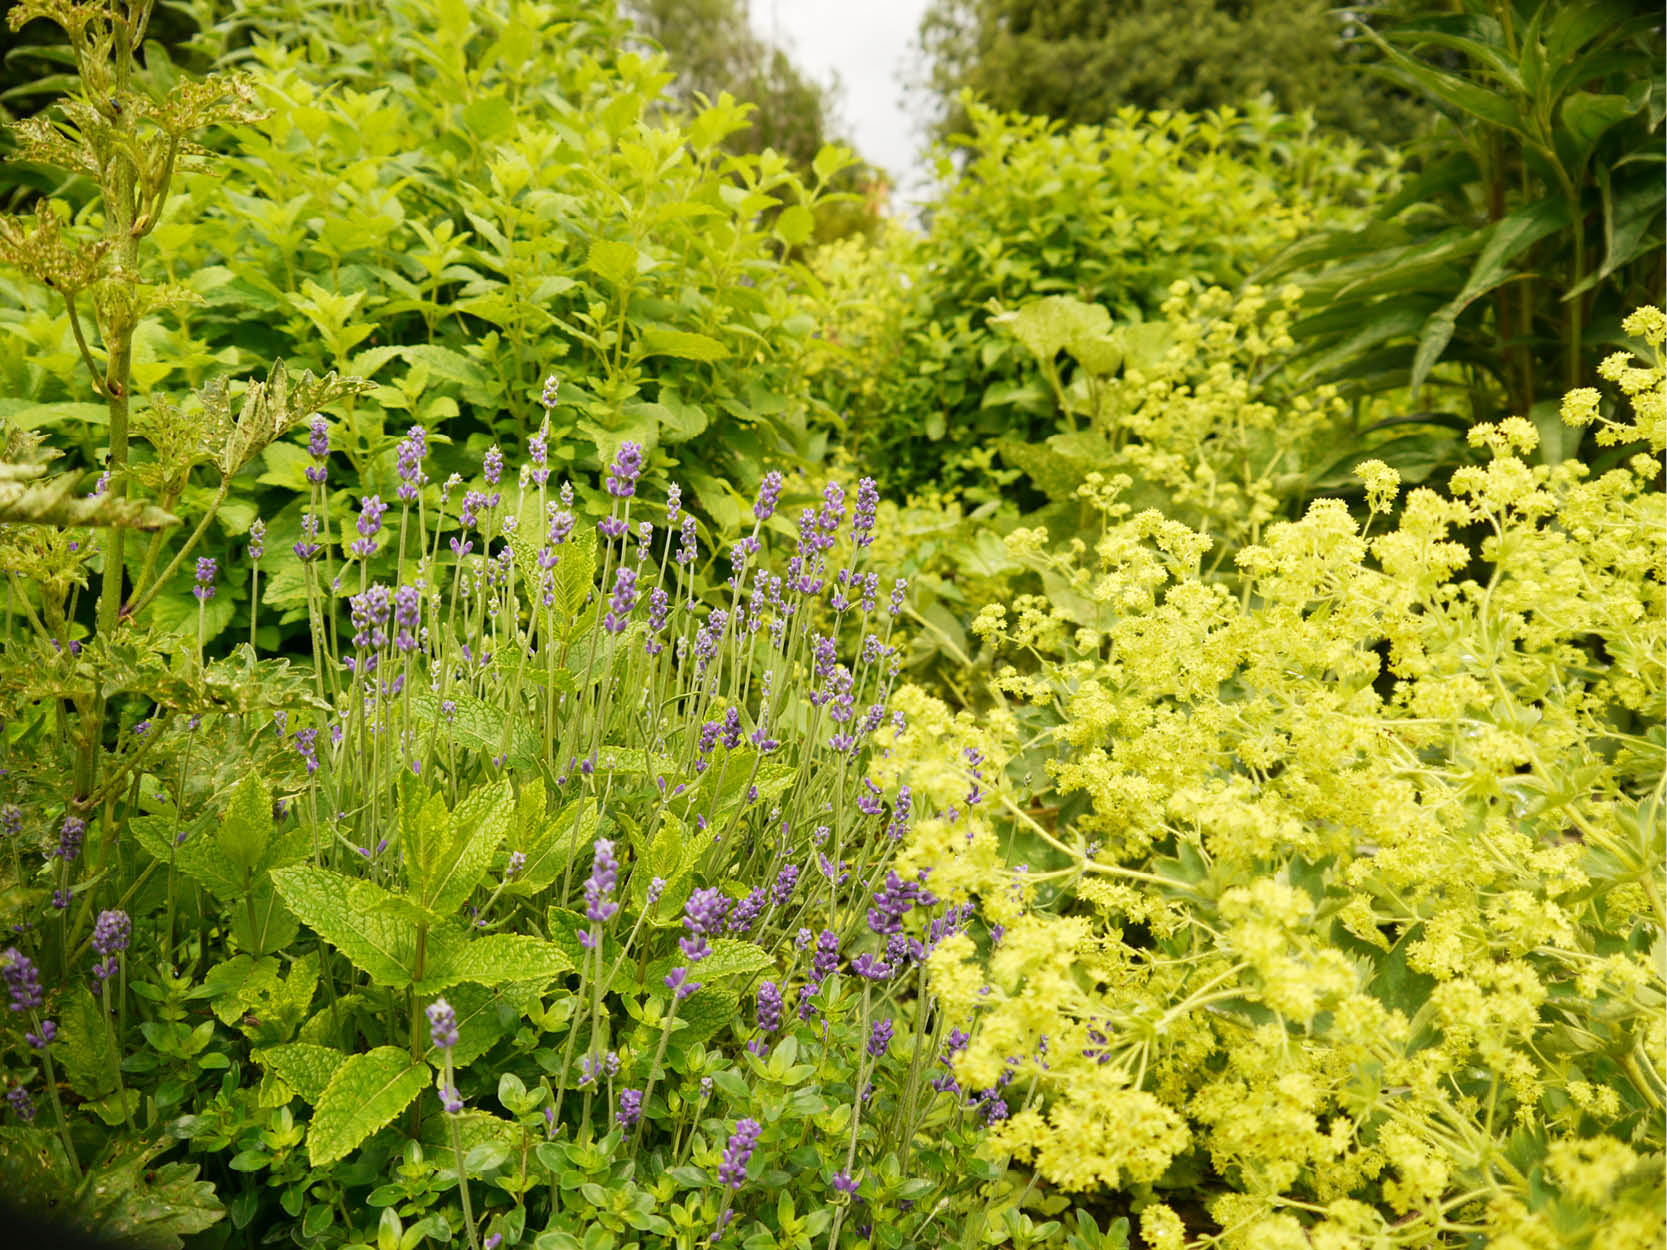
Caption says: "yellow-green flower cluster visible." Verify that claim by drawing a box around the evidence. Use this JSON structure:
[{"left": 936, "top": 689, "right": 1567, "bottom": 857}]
[{"left": 878, "top": 315, "right": 1667, "bottom": 1248}]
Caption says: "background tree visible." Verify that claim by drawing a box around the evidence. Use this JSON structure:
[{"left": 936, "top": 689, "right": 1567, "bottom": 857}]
[
  {"left": 913, "top": 0, "right": 1427, "bottom": 146},
  {"left": 627, "top": 0, "right": 887, "bottom": 241}
]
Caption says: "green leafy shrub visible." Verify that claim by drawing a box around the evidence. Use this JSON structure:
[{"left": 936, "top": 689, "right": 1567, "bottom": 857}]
[
  {"left": 2, "top": 0, "right": 860, "bottom": 653},
  {"left": 1269, "top": 0, "right": 1665, "bottom": 440},
  {"left": 809, "top": 98, "right": 1394, "bottom": 495},
  {"left": 876, "top": 312, "right": 1666, "bottom": 1246}
]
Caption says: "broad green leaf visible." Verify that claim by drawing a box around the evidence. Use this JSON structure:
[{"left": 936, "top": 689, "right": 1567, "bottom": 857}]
[
  {"left": 255, "top": 1043, "right": 345, "bottom": 1105},
  {"left": 270, "top": 865, "right": 419, "bottom": 988},
  {"left": 408, "top": 690, "right": 540, "bottom": 769},
  {"left": 505, "top": 799, "right": 598, "bottom": 896},
  {"left": 59, "top": 985, "right": 119, "bottom": 1101},
  {"left": 993, "top": 296, "right": 1112, "bottom": 365},
  {"left": 774, "top": 204, "right": 815, "bottom": 247},
  {"left": 417, "top": 932, "right": 572, "bottom": 993},
  {"left": 307, "top": 1047, "right": 430, "bottom": 1166},
  {"left": 426, "top": 781, "right": 513, "bottom": 914},
  {"left": 639, "top": 327, "right": 729, "bottom": 362},
  {"left": 215, "top": 772, "right": 274, "bottom": 877},
  {"left": 587, "top": 238, "right": 638, "bottom": 290}
]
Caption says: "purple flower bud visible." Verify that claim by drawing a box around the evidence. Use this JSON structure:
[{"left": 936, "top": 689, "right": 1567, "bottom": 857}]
[
  {"left": 2, "top": 948, "right": 43, "bottom": 1011},
  {"left": 676, "top": 514, "right": 697, "bottom": 565},
  {"left": 616, "top": 1087, "right": 643, "bottom": 1128},
  {"left": 718, "top": 1118, "right": 762, "bottom": 1189},
  {"left": 756, "top": 981, "right": 781, "bottom": 1034},
  {"left": 483, "top": 446, "right": 504, "bottom": 487},
  {"left": 606, "top": 441, "right": 643, "bottom": 499},
  {"left": 540, "top": 375, "right": 561, "bottom": 410},
  {"left": 293, "top": 511, "right": 323, "bottom": 562},
  {"left": 248, "top": 518, "right": 266, "bottom": 561},
  {"left": 440, "top": 1082, "right": 464, "bottom": 1114},
  {"left": 505, "top": 851, "right": 526, "bottom": 879},
  {"left": 753, "top": 470, "right": 783, "bottom": 522},
  {"left": 832, "top": 1171, "right": 858, "bottom": 1196},
  {"left": 193, "top": 556, "right": 217, "bottom": 601},
  {"left": 427, "top": 998, "right": 459, "bottom": 1050},
  {"left": 867, "top": 1018, "right": 894, "bottom": 1058},
  {"left": 56, "top": 816, "right": 86, "bottom": 862}
]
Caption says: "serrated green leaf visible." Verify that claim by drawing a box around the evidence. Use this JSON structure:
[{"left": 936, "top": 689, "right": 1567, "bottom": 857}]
[
  {"left": 59, "top": 984, "right": 119, "bottom": 1101},
  {"left": 587, "top": 238, "right": 638, "bottom": 290},
  {"left": 255, "top": 1043, "right": 345, "bottom": 1105},
  {"left": 270, "top": 865, "right": 418, "bottom": 988},
  {"left": 408, "top": 690, "right": 541, "bottom": 769},
  {"left": 505, "top": 800, "right": 598, "bottom": 897},
  {"left": 215, "top": 772, "right": 274, "bottom": 877},
  {"left": 307, "top": 1047, "right": 430, "bottom": 1166},
  {"left": 417, "top": 932, "right": 572, "bottom": 992}
]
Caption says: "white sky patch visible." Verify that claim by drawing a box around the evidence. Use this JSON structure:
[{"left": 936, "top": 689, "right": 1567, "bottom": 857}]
[{"left": 747, "top": 0, "right": 935, "bottom": 215}]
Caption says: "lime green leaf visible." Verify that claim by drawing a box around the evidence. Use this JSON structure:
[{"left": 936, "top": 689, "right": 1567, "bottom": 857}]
[
  {"left": 270, "top": 865, "right": 418, "bottom": 988},
  {"left": 59, "top": 985, "right": 119, "bottom": 1101},
  {"left": 215, "top": 772, "right": 274, "bottom": 877},
  {"left": 255, "top": 1043, "right": 345, "bottom": 1105},
  {"left": 307, "top": 1048, "right": 430, "bottom": 1166},
  {"left": 587, "top": 239, "right": 639, "bottom": 290},
  {"left": 505, "top": 799, "right": 598, "bottom": 897},
  {"left": 993, "top": 296, "right": 1113, "bottom": 365},
  {"left": 640, "top": 327, "right": 730, "bottom": 362},
  {"left": 417, "top": 933, "right": 572, "bottom": 993},
  {"left": 774, "top": 204, "right": 815, "bottom": 246}
]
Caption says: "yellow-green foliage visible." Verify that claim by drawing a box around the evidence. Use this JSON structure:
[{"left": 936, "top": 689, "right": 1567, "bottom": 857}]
[
  {"left": 807, "top": 99, "right": 1394, "bottom": 494},
  {"left": 993, "top": 282, "right": 1350, "bottom": 563},
  {"left": 871, "top": 310, "right": 1666, "bottom": 1247}
]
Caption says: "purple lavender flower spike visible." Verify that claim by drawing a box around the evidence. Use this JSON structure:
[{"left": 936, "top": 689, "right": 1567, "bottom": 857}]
[
  {"left": 852, "top": 477, "right": 878, "bottom": 548},
  {"left": 603, "top": 567, "right": 638, "bottom": 634},
  {"left": 6, "top": 1084, "right": 34, "bottom": 1122},
  {"left": 351, "top": 495, "right": 388, "bottom": 557},
  {"left": 2, "top": 947, "right": 43, "bottom": 1011},
  {"left": 248, "top": 518, "right": 266, "bottom": 561},
  {"left": 193, "top": 556, "right": 217, "bottom": 601},
  {"left": 616, "top": 1088, "right": 643, "bottom": 1128},
  {"left": 427, "top": 998, "right": 459, "bottom": 1050},
  {"left": 606, "top": 441, "right": 643, "bottom": 499},
  {"left": 868, "top": 1018, "right": 894, "bottom": 1058},
  {"left": 581, "top": 839, "right": 619, "bottom": 947},
  {"left": 305, "top": 415, "right": 329, "bottom": 484},
  {"left": 718, "top": 1118, "right": 762, "bottom": 1189},
  {"left": 756, "top": 981, "right": 782, "bottom": 1034},
  {"left": 395, "top": 426, "right": 428, "bottom": 502},
  {"left": 91, "top": 908, "right": 131, "bottom": 983},
  {"left": 56, "top": 816, "right": 85, "bottom": 863},
  {"left": 753, "top": 470, "right": 783, "bottom": 521}
]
